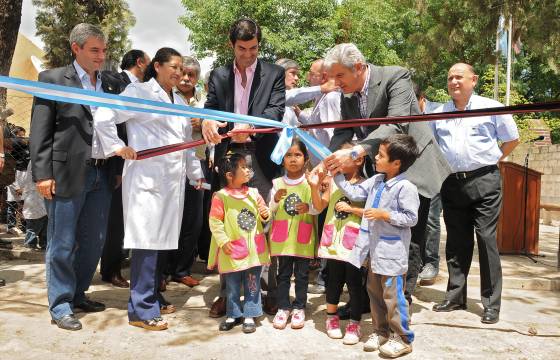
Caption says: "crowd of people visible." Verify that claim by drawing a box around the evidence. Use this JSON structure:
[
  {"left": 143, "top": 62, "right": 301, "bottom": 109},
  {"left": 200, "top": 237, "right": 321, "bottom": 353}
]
[{"left": 0, "top": 16, "right": 520, "bottom": 358}]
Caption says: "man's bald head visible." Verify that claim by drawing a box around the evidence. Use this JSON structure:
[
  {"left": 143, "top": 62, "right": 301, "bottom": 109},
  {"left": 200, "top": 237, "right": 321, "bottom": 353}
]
[
  {"left": 308, "top": 58, "right": 327, "bottom": 86},
  {"left": 447, "top": 62, "right": 478, "bottom": 108}
]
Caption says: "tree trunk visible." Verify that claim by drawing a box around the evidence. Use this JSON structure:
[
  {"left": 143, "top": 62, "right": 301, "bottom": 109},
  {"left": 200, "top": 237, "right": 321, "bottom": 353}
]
[{"left": 0, "top": 0, "right": 24, "bottom": 109}]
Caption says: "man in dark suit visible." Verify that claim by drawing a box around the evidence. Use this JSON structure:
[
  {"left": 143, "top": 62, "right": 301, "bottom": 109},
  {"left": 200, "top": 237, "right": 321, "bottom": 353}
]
[
  {"left": 100, "top": 49, "right": 150, "bottom": 288},
  {"left": 30, "top": 23, "right": 123, "bottom": 331},
  {"left": 323, "top": 43, "right": 451, "bottom": 309},
  {"left": 202, "top": 18, "right": 285, "bottom": 318}
]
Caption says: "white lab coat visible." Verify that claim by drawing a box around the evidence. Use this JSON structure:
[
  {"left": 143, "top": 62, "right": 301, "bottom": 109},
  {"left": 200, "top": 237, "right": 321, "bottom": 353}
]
[{"left": 94, "top": 78, "right": 203, "bottom": 250}]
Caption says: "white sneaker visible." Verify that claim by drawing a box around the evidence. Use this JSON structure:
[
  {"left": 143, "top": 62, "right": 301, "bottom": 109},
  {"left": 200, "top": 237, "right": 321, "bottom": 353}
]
[
  {"left": 8, "top": 227, "right": 23, "bottom": 236},
  {"left": 379, "top": 334, "right": 412, "bottom": 358},
  {"left": 363, "top": 333, "right": 382, "bottom": 352},
  {"left": 290, "top": 308, "right": 305, "bottom": 329}
]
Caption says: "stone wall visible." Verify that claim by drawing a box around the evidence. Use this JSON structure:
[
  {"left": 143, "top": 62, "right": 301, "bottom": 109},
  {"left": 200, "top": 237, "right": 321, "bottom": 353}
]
[{"left": 508, "top": 144, "right": 560, "bottom": 223}]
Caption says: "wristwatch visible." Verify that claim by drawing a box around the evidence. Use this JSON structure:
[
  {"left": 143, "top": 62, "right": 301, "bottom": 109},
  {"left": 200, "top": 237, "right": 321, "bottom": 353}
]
[{"left": 350, "top": 147, "right": 360, "bottom": 161}]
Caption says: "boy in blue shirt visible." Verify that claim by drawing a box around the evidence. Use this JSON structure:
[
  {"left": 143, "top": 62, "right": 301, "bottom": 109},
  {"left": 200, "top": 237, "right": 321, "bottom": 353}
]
[{"left": 319, "top": 134, "right": 419, "bottom": 358}]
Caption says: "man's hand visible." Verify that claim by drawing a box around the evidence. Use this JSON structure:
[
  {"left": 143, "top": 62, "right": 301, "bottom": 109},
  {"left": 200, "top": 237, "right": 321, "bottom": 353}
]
[
  {"left": 222, "top": 241, "right": 234, "bottom": 255},
  {"left": 320, "top": 79, "right": 339, "bottom": 94},
  {"left": 274, "top": 188, "right": 287, "bottom": 203},
  {"left": 36, "top": 179, "right": 56, "bottom": 200},
  {"left": 0, "top": 157, "right": 4, "bottom": 172},
  {"left": 324, "top": 149, "right": 352, "bottom": 175},
  {"left": 364, "top": 208, "right": 390, "bottom": 221},
  {"left": 295, "top": 202, "right": 309, "bottom": 214},
  {"left": 230, "top": 123, "right": 252, "bottom": 143},
  {"left": 115, "top": 146, "right": 137, "bottom": 160},
  {"left": 202, "top": 119, "right": 227, "bottom": 144},
  {"left": 192, "top": 178, "right": 204, "bottom": 190}
]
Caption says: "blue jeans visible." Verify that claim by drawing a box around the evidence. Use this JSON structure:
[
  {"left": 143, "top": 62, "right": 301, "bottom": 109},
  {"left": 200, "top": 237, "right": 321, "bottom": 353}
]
[
  {"left": 277, "top": 256, "right": 310, "bottom": 310},
  {"left": 423, "top": 193, "right": 442, "bottom": 269},
  {"left": 45, "top": 166, "right": 112, "bottom": 320},
  {"left": 224, "top": 266, "right": 263, "bottom": 319},
  {"left": 24, "top": 216, "right": 48, "bottom": 247}
]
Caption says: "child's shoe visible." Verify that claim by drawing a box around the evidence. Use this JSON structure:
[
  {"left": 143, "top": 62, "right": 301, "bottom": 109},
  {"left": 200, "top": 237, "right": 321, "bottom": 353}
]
[
  {"left": 325, "top": 315, "right": 343, "bottom": 339},
  {"left": 290, "top": 308, "right": 305, "bottom": 329},
  {"left": 272, "top": 309, "right": 290, "bottom": 330},
  {"left": 242, "top": 317, "right": 256, "bottom": 333},
  {"left": 379, "top": 333, "right": 412, "bottom": 358},
  {"left": 363, "top": 332, "right": 383, "bottom": 352},
  {"left": 342, "top": 322, "right": 361, "bottom": 345}
]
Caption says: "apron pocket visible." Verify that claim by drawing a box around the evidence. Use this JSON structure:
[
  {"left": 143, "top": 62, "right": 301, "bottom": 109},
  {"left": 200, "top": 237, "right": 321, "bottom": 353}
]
[
  {"left": 320, "top": 224, "right": 334, "bottom": 247},
  {"left": 342, "top": 226, "right": 359, "bottom": 250},
  {"left": 255, "top": 233, "right": 266, "bottom": 254},
  {"left": 229, "top": 238, "right": 249, "bottom": 260},
  {"left": 377, "top": 235, "right": 404, "bottom": 259},
  {"left": 271, "top": 220, "right": 288, "bottom": 242},
  {"left": 297, "top": 222, "right": 313, "bottom": 244}
]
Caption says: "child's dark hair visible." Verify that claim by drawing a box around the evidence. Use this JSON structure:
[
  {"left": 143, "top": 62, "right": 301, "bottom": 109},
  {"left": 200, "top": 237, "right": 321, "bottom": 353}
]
[
  {"left": 380, "top": 134, "right": 419, "bottom": 173},
  {"left": 284, "top": 137, "right": 309, "bottom": 162},
  {"left": 217, "top": 152, "right": 246, "bottom": 187}
]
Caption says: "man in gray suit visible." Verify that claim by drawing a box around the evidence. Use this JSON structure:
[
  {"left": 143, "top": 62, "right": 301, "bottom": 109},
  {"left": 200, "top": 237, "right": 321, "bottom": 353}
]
[{"left": 323, "top": 43, "right": 451, "bottom": 307}]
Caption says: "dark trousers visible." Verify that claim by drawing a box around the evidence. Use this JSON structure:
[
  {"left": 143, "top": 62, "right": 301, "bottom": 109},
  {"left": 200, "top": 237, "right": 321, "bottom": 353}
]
[
  {"left": 277, "top": 256, "right": 310, "bottom": 310},
  {"left": 326, "top": 259, "right": 364, "bottom": 321},
  {"left": 128, "top": 249, "right": 160, "bottom": 321},
  {"left": 404, "top": 194, "right": 431, "bottom": 304},
  {"left": 101, "top": 186, "right": 125, "bottom": 279},
  {"left": 441, "top": 168, "right": 502, "bottom": 311},
  {"left": 167, "top": 181, "right": 204, "bottom": 278},
  {"left": 197, "top": 159, "right": 213, "bottom": 262},
  {"left": 423, "top": 193, "right": 442, "bottom": 269},
  {"left": 24, "top": 216, "right": 47, "bottom": 247}
]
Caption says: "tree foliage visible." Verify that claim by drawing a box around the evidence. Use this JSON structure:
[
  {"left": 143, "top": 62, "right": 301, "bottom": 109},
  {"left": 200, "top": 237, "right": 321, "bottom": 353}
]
[
  {"left": 33, "top": 0, "right": 135, "bottom": 69},
  {"left": 180, "top": 0, "right": 339, "bottom": 71}
]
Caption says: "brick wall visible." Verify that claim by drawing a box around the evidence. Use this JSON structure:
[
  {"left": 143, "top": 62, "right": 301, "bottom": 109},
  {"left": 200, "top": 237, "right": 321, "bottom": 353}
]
[{"left": 508, "top": 144, "right": 560, "bottom": 223}]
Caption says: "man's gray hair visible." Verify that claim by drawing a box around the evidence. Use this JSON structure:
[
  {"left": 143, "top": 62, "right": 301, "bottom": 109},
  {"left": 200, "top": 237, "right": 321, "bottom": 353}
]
[
  {"left": 69, "top": 23, "right": 106, "bottom": 47},
  {"left": 182, "top": 56, "right": 201, "bottom": 78},
  {"left": 275, "top": 58, "right": 299, "bottom": 71},
  {"left": 323, "top": 43, "right": 366, "bottom": 70}
]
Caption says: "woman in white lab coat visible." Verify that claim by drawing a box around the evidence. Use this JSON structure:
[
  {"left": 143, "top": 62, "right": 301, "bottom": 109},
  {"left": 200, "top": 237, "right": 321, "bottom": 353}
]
[{"left": 94, "top": 47, "right": 203, "bottom": 331}]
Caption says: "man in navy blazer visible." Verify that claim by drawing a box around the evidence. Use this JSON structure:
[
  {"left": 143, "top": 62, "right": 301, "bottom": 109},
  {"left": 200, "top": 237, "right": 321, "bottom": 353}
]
[{"left": 202, "top": 18, "right": 285, "bottom": 320}]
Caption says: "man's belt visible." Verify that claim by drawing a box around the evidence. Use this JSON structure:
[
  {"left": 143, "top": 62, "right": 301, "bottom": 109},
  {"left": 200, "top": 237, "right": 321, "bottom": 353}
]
[
  {"left": 86, "top": 158, "right": 107, "bottom": 167},
  {"left": 451, "top": 165, "right": 498, "bottom": 180}
]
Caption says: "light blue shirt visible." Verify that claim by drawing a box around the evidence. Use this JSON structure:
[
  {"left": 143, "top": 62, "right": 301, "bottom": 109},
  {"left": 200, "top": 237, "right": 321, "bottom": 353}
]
[
  {"left": 334, "top": 173, "right": 419, "bottom": 276},
  {"left": 73, "top": 60, "right": 103, "bottom": 114},
  {"left": 430, "top": 94, "right": 519, "bottom": 172}
]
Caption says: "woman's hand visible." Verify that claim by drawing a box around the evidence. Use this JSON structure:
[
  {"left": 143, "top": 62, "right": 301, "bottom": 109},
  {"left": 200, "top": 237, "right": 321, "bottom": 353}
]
[{"left": 115, "top": 146, "right": 137, "bottom": 160}]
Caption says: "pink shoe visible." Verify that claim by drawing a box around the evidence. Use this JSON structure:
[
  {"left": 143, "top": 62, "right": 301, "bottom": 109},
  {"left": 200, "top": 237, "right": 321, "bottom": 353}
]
[
  {"left": 343, "top": 322, "right": 361, "bottom": 345},
  {"left": 326, "top": 315, "right": 343, "bottom": 339},
  {"left": 291, "top": 309, "right": 305, "bottom": 329},
  {"left": 273, "top": 309, "right": 290, "bottom": 330}
]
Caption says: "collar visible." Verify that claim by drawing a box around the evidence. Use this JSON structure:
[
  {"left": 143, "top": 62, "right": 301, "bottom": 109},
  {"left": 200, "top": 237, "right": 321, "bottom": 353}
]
[
  {"left": 451, "top": 94, "right": 474, "bottom": 111},
  {"left": 384, "top": 173, "right": 405, "bottom": 189},
  {"left": 224, "top": 185, "right": 250, "bottom": 199},
  {"left": 123, "top": 69, "right": 139, "bottom": 83},
  {"left": 234, "top": 59, "right": 258, "bottom": 76},
  {"left": 174, "top": 87, "right": 202, "bottom": 105},
  {"left": 73, "top": 60, "right": 101, "bottom": 84},
  {"left": 282, "top": 174, "right": 305, "bottom": 186},
  {"left": 358, "top": 65, "right": 370, "bottom": 97}
]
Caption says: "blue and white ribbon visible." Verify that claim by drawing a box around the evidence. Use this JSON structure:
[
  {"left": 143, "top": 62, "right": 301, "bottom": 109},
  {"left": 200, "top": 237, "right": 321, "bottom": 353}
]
[{"left": 0, "top": 75, "right": 332, "bottom": 163}]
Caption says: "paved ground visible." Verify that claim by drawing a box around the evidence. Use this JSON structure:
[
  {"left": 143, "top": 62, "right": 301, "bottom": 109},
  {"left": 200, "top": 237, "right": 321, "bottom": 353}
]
[{"left": 1, "top": 223, "right": 559, "bottom": 359}]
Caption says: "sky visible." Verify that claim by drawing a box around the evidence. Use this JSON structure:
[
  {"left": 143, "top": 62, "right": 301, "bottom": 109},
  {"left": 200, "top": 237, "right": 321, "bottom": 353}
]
[{"left": 19, "top": 0, "right": 214, "bottom": 75}]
